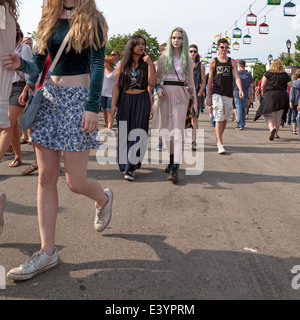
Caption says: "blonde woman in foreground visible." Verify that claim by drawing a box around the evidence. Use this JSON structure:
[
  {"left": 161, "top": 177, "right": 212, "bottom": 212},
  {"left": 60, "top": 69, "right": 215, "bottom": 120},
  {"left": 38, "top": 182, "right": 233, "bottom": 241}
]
[{"left": 2, "top": 0, "right": 113, "bottom": 281}]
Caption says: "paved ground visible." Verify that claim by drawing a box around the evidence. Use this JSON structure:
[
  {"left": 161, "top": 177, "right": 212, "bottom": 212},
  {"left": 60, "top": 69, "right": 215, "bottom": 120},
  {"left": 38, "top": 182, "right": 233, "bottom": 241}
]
[{"left": 0, "top": 103, "right": 300, "bottom": 300}]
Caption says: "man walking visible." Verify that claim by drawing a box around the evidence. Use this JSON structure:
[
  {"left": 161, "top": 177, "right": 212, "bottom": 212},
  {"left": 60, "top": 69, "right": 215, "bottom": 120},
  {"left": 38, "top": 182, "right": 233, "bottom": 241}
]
[
  {"left": 234, "top": 60, "right": 254, "bottom": 130},
  {"left": 206, "top": 38, "right": 244, "bottom": 154}
]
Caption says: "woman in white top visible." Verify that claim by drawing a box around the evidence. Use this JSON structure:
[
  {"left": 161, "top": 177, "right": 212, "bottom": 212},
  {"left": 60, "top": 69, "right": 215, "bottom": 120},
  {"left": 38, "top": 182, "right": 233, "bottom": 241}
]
[
  {"left": 0, "top": 24, "right": 33, "bottom": 167},
  {"left": 100, "top": 56, "right": 115, "bottom": 132},
  {"left": 0, "top": 0, "right": 18, "bottom": 235},
  {"left": 154, "top": 27, "right": 197, "bottom": 183}
]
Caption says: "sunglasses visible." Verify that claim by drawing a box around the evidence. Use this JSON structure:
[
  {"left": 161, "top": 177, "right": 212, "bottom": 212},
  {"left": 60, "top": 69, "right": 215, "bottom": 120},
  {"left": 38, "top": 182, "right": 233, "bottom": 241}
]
[
  {"left": 219, "top": 46, "right": 229, "bottom": 50},
  {"left": 189, "top": 50, "right": 197, "bottom": 53},
  {"left": 111, "top": 54, "right": 117, "bottom": 56}
]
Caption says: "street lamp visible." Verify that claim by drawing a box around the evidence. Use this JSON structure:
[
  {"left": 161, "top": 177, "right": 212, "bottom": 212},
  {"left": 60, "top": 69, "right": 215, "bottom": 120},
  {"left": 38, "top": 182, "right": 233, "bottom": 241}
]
[
  {"left": 268, "top": 54, "right": 273, "bottom": 67},
  {"left": 286, "top": 39, "right": 292, "bottom": 54}
]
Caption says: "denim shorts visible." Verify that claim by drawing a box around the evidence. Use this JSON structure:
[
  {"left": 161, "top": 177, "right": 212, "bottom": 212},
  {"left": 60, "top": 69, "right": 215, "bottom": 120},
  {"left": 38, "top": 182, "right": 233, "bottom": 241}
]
[{"left": 100, "top": 96, "right": 112, "bottom": 111}]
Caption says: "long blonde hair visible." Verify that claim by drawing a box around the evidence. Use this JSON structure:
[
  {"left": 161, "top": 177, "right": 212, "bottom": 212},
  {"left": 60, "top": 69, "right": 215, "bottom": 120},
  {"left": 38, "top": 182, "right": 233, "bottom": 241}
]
[
  {"left": 35, "top": 0, "right": 108, "bottom": 54},
  {"left": 269, "top": 59, "right": 285, "bottom": 73}
]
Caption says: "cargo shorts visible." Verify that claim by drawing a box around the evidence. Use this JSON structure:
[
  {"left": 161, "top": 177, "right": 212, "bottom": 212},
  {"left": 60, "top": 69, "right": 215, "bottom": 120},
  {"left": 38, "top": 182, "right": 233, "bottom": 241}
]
[{"left": 212, "top": 94, "right": 233, "bottom": 122}]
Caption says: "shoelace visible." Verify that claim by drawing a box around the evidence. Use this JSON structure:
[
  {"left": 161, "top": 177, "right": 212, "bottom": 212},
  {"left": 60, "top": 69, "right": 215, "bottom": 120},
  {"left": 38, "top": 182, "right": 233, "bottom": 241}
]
[{"left": 21, "top": 251, "right": 44, "bottom": 270}]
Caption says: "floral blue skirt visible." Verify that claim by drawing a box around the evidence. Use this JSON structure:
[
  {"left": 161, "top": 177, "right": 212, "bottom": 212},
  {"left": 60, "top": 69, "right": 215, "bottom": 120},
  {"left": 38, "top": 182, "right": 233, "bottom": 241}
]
[{"left": 31, "top": 82, "right": 100, "bottom": 152}]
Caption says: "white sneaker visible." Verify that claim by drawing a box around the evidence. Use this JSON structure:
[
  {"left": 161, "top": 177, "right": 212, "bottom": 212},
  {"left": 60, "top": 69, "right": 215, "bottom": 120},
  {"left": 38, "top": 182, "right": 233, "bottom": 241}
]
[
  {"left": 7, "top": 248, "right": 58, "bottom": 281},
  {"left": 0, "top": 193, "right": 6, "bottom": 236},
  {"left": 218, "top": 145, "right": 226, "bottom": 154},
  {"left": 94, "top": 189, "right": 113, "bottom": 232}
]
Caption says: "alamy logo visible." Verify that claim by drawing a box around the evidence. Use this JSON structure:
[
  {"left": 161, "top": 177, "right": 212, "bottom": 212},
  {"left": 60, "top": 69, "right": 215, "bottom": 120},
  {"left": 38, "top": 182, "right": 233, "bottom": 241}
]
[
  {"left": 292, "top": 266, "right": 300, "bottom": 290},
  {"left": 96, "top": 125, "right": 205, "bottom": 176},
  {"left": 0, "top": 266, "right": 6, "bottom": 290}
]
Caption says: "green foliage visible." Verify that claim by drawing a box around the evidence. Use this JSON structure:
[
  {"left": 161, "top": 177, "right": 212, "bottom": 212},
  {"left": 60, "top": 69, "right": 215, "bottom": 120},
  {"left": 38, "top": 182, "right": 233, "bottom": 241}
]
[
  {"left": 253, "top": 62, "right": 266, "bottom": 83},
  {"left": 26, "top": 31, "right": 36, "bottom": 40},
  {"left": 106, "top": 28, "right": 160, "bottom": 62}
]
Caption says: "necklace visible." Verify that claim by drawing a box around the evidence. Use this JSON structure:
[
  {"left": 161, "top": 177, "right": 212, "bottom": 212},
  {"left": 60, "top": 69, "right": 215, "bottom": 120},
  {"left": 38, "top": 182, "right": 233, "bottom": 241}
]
[{"left": 63, "top": 5, "right": 75, "bottom": 16}]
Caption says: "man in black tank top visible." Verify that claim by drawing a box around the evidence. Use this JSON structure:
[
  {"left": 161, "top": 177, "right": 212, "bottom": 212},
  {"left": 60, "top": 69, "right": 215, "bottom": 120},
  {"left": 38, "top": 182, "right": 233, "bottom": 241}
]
[{"left": 206, "top": 38, "right": 244, "bottom": 154}]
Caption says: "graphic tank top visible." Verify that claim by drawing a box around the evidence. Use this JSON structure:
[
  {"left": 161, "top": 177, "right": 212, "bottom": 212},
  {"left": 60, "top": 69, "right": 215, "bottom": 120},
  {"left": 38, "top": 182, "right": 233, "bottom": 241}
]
[{"left": 212, "top": 57, "right": 234, "bottom": 98}]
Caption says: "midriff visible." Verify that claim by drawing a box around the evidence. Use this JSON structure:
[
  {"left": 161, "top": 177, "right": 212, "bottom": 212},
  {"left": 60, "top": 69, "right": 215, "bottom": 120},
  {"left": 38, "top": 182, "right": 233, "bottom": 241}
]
[
  {"left": 124, "top": 88, "right": 146, "bottom": 95},
  {"left": 48, "top": 73, "right": 90, "bottom": 87}
]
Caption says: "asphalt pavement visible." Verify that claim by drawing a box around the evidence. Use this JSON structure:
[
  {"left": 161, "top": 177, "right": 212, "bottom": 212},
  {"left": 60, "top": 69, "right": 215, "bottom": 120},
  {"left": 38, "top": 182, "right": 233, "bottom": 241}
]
[{"left": 0, "top": 103, "right": 300, "bottom": 300}]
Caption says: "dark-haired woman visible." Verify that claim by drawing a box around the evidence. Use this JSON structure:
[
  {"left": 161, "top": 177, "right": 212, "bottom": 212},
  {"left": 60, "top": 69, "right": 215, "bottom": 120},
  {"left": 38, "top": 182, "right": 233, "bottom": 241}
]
[
  {"left": 111, "top": 35, "right": 156, "bottom": 181},
  {"left": 189, "top": 44, "right": 206, "bottom": 151}
]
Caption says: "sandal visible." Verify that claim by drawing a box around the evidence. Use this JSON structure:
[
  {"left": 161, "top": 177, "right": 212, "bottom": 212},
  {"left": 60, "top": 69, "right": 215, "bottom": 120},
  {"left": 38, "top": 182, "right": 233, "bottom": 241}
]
[
  {"left": 20, "top": 138, "right": 30, "bottom": 144},
  {"left": 293, "top": 131, "right": 297, "bottom": 135},
  {"left": 9, "top": 157, "right": 22, "bottom": 167},
  {"left": 21, "top": 162, "right": 38, "bottom": 175}
]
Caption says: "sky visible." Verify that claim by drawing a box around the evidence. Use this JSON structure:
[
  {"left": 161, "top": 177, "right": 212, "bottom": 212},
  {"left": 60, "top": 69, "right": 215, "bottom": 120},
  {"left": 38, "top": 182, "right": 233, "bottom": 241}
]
[{"left": 17, "top": 0, "right": 300, "bottom": 64}]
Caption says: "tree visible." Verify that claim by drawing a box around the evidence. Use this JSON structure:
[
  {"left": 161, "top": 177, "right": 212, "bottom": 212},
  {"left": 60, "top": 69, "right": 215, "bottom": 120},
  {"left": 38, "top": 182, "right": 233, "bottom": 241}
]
[
  {"left": 253, "top": 62, "right": 266, "bottom": 84},
  {"left": 106, "top": 28, "right": 160, "bottom": 62},
  {"left": 27, "top": 31, "right": 37, "bottom": 40}
]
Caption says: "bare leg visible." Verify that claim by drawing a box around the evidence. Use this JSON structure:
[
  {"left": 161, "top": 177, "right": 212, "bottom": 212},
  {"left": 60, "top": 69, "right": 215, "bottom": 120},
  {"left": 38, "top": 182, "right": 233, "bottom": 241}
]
[
  {"left": 0, "top": 105, "right": 23, "bottom": 162},
  {"left": 35, "top": 144, "right": 61, "bottom": 255},
  {"left": 63, "top": 150, "right": 108, "bottom": 209}
]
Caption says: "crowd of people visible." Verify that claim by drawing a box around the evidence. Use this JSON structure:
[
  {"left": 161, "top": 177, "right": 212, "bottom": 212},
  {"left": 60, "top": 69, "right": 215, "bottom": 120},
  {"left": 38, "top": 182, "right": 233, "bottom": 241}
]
[{"left": 0, "top": 0, "right": 299, "bottom": 282}]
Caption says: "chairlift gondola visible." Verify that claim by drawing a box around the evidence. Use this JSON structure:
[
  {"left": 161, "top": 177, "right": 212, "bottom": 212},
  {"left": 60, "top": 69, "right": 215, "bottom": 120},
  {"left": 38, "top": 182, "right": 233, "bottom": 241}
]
[
  {"left": 246, "top": 6, "right": 257, "bottom": 26},
  {"left": 283, "top": 1, "right": 297, "bottom": 17},
  {"left": 243, "top": 29, "right": 252, "bottom": 45},
  {"left": 233, "top": 21, "right": 242, "bottom": 38},
  {"left": 259, "top": 16, "right": 269, "bottom": 34},
  {"left": 267, "top": 0, "right": 281, "bottom": 5}
]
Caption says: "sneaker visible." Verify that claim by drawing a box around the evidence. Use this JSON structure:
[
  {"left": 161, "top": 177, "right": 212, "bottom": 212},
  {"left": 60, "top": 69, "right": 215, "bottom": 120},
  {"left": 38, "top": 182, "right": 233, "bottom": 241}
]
[
  {"left": 7, "top": 248, "right": 58, "bottom": 281},
  {"left": 218, "top": 145, "right": 226, "bottom": 154},
  {"left": 0, "top": 193, "right": 6, "bottom": 236},
  {"left": 124, "top": 171, "right": 135, "bottom": 181},
  {"left": 155, "top": 142, "right": 163, "bottom": 151},
  {"left": 94, "top": 189, "right": 113, "bottom": 232}
]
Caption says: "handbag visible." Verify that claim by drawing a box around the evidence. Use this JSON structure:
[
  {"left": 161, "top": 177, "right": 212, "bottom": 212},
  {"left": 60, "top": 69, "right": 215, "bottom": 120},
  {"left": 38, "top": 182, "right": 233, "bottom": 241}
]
[
  {"left": 173, "top": 65, "right": 194, "bottom": 123},
  {"left": 21, "top": 31, "right": 71, "bottom": 130}
]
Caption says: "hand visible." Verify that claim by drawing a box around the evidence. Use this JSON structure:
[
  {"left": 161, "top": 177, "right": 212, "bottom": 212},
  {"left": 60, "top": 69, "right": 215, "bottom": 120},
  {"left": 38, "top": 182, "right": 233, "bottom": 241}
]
[
  {"left": 239, "top": 91, "right": 244, "bottom": 99},
  {"left": 2, "top": 53, "right": 21, "bottom": 70},
  {"left": 143, "top": 51, "right": 152, "bottom": 65},
  {"left": 157, "top": 88, "right": 165, "bottom": 99},
  {"left": 206, "top": 96, "right": 212, "bottom": 107},
  {"left": 18, "top": 84, "right": 30, "bottom": 106},
  {"left": 111, "top": 105, "right": 118, "bottom": 119},
  {"left": 81, "top": 111, "right": 99, "bottom": 133}
]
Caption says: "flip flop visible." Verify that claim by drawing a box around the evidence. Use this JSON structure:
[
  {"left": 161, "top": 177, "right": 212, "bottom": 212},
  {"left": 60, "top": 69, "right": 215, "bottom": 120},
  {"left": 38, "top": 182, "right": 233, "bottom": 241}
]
[
  {"left": 9, "top": 157, "right": 22, "bottom": 167},
  {"left": 21, "top": 163, "right": 38, "bottom": 175}
]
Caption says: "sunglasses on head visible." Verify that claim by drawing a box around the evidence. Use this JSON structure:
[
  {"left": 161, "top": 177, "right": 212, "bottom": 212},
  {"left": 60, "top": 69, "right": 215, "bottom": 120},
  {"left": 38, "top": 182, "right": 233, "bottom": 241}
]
[
  {"left": 219, "top": 46, "right": 229, "bottom": 50},
  {"left": 189, "top": 50, "right": 197, "bottom": 53}
]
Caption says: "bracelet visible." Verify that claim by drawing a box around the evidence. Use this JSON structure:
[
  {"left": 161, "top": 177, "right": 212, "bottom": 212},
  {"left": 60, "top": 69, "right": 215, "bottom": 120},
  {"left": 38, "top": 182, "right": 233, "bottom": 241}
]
[{"left": 155, "top": 84, "right": 162, "bottom": 92}]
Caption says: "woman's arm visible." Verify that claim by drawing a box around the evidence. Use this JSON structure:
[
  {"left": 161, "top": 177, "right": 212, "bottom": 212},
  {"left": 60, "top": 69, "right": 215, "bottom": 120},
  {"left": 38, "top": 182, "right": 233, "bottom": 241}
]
[
  {"left": 261, "top": 76, "right": 267, "bottom": 98},
  {"left": 111, "top": 61, "right": 122, "bottom": 119},
  {"left": 198, "top": 63, "right": 206, "bottom": 97},
  {"left": 143, "top": 51, "right": 156, "bottom": 88},
  {"left": 187, "top": 58, "right": 198, "bottom": 112}
]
